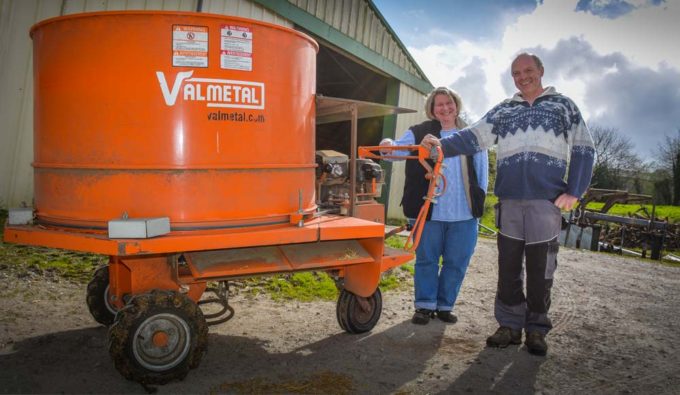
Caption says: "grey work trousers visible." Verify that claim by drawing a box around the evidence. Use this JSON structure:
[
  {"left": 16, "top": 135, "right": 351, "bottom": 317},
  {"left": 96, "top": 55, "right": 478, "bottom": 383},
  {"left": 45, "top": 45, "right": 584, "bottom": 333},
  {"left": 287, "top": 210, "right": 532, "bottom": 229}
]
[{"left": 494, "top": 199, "right": 562, "bottom": 334}]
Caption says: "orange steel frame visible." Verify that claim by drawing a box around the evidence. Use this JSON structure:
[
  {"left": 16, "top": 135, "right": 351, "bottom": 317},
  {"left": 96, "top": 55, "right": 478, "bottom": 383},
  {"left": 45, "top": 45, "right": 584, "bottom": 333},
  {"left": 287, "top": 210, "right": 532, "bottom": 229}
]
[
  {"left": 4, "top": 214, "right": 412, "bottom": 308},
  {"left": 3, "top": 146, "right": 441, "bottom": 308}
]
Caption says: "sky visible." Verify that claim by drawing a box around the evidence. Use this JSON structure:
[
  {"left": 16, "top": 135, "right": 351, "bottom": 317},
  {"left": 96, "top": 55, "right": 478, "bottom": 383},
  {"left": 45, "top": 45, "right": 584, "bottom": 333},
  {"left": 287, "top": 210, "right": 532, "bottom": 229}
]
[{"left": 371, "top": 0, "right": 680, "bottom": 160}]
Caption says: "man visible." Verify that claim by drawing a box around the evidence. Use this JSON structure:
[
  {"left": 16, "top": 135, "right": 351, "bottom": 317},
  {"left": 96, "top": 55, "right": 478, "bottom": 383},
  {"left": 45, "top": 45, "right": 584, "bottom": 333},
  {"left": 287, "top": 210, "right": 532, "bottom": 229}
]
[{"left": 421, "top": 53, "right": 595, "bottom": 356}]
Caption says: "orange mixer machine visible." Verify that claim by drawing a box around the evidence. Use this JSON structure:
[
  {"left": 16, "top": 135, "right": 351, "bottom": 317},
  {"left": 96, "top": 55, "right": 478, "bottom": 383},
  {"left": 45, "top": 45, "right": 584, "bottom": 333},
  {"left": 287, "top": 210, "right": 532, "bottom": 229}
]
[{"left": 3, "top": 11, "right": 445, "bottom": 384}]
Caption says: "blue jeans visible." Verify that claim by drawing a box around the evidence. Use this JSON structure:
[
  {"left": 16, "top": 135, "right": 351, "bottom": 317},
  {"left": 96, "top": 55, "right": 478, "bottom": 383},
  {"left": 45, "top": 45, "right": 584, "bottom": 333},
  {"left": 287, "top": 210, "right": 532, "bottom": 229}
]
[{"left": 414, "top": 219, "right": 478, "bottom": 311}]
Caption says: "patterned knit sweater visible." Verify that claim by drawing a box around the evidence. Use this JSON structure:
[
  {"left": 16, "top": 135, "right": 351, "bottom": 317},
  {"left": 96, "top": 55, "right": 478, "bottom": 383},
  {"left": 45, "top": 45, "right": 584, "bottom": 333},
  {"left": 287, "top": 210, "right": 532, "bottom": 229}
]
[{"left": 439, "top": 87, "right": 595, "bottom": 200}]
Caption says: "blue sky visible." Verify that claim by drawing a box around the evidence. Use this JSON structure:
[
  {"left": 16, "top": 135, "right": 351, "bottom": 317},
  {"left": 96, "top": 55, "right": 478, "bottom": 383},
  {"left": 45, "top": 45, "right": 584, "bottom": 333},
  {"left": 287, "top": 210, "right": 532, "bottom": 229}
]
[{"left": 372, "top": 0, "right": 680, "bottom": 160}]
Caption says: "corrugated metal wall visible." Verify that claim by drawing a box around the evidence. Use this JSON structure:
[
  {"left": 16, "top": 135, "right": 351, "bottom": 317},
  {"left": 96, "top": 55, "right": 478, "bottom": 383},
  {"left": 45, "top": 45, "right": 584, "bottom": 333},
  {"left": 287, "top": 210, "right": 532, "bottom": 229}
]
[
  {"left": 0, "top": 0, "right": 60, "bottom": 209},
  {"left": 61, "top": 0, "right": 196, "bottom": 13},
  {"left": 288, "top": 0, "right": 422, "bottom": 80},
  {"left": 0, "top": 0, "right": 290, "bottom": 209},
  {"left": 203, "top": 0, "right": 292, "bottom": 25},
  {"left": 386, "top": 83, "right": 427, "bottom": 220}
]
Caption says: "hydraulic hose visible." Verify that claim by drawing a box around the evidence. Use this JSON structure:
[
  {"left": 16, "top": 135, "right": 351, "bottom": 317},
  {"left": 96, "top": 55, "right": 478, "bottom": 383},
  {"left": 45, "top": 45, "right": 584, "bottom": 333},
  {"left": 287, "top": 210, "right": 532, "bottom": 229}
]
[{"left": 404, "top": 146, "right": 445, "bottom": 252}]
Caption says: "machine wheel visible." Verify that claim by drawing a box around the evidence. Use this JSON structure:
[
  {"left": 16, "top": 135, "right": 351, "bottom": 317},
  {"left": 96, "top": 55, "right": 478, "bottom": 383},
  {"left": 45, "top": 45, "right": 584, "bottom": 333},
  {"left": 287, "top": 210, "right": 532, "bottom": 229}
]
[
  {"left": 86, "top": 266, "right": 117, "bottom": 326},
  {"left": 336, "top": 288, "right": 382, "bottom": 334},
  {"left": 108, "top": 289, "right": 208, "bottom": 385}
]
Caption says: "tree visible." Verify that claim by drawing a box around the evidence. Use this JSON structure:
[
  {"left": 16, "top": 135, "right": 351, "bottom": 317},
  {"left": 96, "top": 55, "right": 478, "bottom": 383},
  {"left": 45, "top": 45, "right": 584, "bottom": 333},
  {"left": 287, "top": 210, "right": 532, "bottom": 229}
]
[
  {"left": 589, "top": 125, "right": 641, "bottom": 190},
  {"left": 653, "top": 171, "right": 673, "bottom": 204},
  {"left": 654, "top": 128, "right": 680, "bottom": 205}
]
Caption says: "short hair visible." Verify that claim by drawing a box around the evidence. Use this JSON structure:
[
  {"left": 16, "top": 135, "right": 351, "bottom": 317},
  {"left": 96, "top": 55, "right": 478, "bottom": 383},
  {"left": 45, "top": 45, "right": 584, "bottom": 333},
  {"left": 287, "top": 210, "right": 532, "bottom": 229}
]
[
  {"left": 513, "top": 52, "right": 544, "bottom": 72},
  {"left": 424, "top": 87, "right": 467, "bottom": 128}
]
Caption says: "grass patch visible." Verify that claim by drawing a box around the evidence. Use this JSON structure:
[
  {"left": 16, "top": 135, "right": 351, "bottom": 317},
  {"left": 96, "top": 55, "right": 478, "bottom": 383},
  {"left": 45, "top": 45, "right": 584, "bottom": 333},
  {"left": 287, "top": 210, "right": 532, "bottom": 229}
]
[
  {"left": 380, "top": 235, "right": 415, "bottom": 282},
  {"left": 385, "top": 235, "right": 406, "bottom": 249},
  {"left": 384, "top": 235, "right": 415, "bottom": 276},
  {"left": 378, "top": 274, "right": 399, "bottom": 290},
  {"left": 464, "top": 195, "right": 680, "bottom": 237},
  {"left": 585, "top": 202, "right": 680, "bottom": 222},
  {"left": 479, "top": 195, "right": 499, "bottom": 235},
  {"left": 1, "top": 209, "right": 105, "bottom": 284},
  {"left": 250, "top": 260, "right": 415, "bottom": 300},
  {"left": 262, "top": 272, "right": 338, "bottom": 302},
  {"left": 400, "top": 263, "right": 415, "bottom": 276},
  {"left": 0, "top": 244, "right": 105, "bottom": 284}
]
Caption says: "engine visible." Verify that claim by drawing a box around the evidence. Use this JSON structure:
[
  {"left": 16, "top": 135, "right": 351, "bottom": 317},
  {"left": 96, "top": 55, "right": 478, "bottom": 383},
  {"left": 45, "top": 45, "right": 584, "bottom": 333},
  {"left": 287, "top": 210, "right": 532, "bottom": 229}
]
[{"left": 315, "top": 150, "right": 384, "bottom": 215}]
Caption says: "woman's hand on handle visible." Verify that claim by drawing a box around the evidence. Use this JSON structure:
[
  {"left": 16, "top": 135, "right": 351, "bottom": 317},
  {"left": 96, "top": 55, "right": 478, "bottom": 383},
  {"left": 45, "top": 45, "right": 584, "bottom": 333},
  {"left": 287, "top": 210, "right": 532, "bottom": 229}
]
[{"left": 420, "top": 134, "right": 441, "bottom": 151}]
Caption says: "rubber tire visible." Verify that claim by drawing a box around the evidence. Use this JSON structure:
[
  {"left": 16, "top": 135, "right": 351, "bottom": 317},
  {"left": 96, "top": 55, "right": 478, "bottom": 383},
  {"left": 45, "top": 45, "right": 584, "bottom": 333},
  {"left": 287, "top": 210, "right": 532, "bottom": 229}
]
[
  {"left": 108, "top": 290, "right": 208, "bottom": 385},
  {"left": 336, "top": 288, "right": 382, "bottom": 334},
  {"left": 86, "top": 266, "right": 116, "bottom": 326}
]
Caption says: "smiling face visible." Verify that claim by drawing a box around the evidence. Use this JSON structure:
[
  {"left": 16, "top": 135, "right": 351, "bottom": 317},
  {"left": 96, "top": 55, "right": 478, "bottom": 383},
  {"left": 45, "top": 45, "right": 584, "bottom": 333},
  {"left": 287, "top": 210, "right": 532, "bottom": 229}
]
[
  {"left": 432, "top": 93, "right": 458, "bottom": 128},
  {"left": 511, "top": 54, "right": 544, "bottom": 102}
]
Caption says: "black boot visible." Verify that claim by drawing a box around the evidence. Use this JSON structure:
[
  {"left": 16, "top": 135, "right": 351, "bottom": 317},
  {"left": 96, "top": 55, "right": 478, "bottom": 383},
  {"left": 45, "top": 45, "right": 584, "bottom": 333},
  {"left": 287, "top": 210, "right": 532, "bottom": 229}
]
[{"left": 412, "top": 309, "right": 435, "bottom": 325}]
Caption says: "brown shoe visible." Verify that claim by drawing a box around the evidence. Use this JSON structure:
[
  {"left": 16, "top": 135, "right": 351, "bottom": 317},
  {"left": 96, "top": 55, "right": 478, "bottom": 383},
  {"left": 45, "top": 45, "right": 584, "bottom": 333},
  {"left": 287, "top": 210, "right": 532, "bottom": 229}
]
[
  {"left": 486, "top": 326, "right": 522, "bottom": 348},
  {"left": 525, "top": 331, "right": 548, "bottom": 356},
  {"left": 435, "top": 310, "right": 458, "bottom": 324}
]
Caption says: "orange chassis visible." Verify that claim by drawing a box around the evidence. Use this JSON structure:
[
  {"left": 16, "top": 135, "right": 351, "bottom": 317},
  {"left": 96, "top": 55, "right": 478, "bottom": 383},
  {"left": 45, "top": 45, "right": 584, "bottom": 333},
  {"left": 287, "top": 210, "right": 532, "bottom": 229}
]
[
  {"left": 4, "top": 214, "right": 411, "bottom": 306},
  {"left": 4, "top": 145, "right": 441, "bottom": 312},
  {"left": 2, "top": 144, "right": 443, "bottom": 384}
]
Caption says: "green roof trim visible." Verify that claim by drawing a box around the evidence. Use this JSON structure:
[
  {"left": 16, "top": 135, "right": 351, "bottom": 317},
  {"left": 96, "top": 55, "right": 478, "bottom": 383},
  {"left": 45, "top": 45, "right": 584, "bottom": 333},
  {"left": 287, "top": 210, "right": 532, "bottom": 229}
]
[{"left": 253, "top": 0, "right": 434, "bottom": 94}]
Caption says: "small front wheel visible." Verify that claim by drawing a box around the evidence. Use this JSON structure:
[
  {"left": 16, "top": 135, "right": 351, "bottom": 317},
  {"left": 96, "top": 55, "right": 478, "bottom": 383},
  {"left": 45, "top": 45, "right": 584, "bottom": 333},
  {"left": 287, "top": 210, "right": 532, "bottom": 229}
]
[
  {"left": 108, "top": 290, "right": 208, "bottom": 384},
  {"left": 86, "top": 266, "right": 117, "bottom": 326},
  {"left": 336, "top": 288, "right": 382, "bottom": 334}
]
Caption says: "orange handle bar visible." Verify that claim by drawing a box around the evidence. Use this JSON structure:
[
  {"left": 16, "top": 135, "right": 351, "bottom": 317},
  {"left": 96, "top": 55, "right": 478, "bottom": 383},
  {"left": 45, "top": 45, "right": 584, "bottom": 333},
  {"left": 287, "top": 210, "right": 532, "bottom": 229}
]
[
  {"left": 358, "top": 145, "right": 429, "bottom": 161},
  {"left": 358, "top": 145, "right": 446, "bottom": 252}
]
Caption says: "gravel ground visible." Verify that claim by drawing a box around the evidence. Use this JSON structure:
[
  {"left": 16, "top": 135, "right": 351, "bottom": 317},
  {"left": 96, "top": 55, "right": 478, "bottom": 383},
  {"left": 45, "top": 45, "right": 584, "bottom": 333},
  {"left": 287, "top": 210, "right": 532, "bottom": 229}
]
[{"left": 1, "top": 237, "right": 679, "bottom": 394}]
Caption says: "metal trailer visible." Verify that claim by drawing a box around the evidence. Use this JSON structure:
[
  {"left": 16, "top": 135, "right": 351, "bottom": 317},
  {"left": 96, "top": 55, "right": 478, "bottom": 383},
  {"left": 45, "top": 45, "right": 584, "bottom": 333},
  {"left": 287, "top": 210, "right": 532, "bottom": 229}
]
[{"left": 3, "top": 11, "right": 444, "bottom": 385}]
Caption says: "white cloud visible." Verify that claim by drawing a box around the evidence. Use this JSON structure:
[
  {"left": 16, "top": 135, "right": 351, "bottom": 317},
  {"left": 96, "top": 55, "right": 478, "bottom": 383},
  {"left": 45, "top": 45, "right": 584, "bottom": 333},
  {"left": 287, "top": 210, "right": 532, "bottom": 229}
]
[
  {"left": 408, "top": 39, "right": 505, "bottom": 120},
  {"left": 406, "top": 0, "right": 680, "bottom": 159},
  {"left": 504, "top": 0, "right": 679, "bottom": 70},
  {"left": 586, "top": 62, "right": 680, "bottom": 156}
]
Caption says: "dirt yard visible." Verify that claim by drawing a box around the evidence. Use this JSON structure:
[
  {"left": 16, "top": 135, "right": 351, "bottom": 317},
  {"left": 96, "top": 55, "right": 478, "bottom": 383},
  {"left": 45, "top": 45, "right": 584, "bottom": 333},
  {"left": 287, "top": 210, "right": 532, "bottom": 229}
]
[{"left": 1, "top": 237, "right": 679, "bottom": 394}]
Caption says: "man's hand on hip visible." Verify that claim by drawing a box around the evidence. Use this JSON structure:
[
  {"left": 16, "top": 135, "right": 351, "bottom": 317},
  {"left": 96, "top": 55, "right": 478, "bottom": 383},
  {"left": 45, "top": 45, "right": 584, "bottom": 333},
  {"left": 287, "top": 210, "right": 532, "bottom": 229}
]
[{"left": 554, "top": 193, "right": 578, "bottom": 211}]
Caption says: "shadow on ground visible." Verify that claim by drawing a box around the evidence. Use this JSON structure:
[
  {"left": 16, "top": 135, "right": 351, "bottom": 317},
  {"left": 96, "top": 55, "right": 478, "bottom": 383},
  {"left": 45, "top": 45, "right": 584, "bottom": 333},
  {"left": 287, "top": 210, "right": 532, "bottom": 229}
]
[
  {"left": 440, "top": 344, "right": 545, "bottom": 394},
  {"left": 0, "top": 319, "right": 448, "bottom": 394}
]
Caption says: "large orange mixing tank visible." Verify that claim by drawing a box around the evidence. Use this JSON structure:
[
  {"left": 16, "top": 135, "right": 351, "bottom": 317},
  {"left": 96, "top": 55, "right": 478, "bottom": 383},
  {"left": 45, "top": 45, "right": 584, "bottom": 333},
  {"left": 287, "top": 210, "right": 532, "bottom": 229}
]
[{"left": 31, "top": 11, "right": 318, "bottom": 229}]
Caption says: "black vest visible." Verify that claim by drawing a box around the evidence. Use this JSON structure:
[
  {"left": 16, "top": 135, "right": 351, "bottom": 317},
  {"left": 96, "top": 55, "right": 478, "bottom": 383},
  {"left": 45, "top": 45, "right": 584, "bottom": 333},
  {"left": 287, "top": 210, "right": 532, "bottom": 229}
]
[{"left": 401, "top": 120, "right": 442, "bottom": 219}]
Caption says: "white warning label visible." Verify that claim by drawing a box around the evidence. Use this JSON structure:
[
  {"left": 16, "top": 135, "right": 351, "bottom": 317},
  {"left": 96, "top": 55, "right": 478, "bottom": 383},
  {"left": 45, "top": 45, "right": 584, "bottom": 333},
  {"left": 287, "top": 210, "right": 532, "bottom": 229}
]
[
  {"left": 221, "top": 25, "right": 252, "bottom": 71},
  {"left": 173, "top": 25, "right": 208, "bottom": 67}
]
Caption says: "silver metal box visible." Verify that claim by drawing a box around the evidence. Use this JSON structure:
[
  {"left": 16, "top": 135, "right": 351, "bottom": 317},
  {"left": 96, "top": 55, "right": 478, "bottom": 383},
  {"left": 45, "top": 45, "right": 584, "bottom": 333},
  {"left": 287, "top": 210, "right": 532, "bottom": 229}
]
[
  {"left": 8, "top": 208, "right": 33, "bottom": 225},
  {"left": 108, "top": 217, "right": 170, "bottom": 239}
]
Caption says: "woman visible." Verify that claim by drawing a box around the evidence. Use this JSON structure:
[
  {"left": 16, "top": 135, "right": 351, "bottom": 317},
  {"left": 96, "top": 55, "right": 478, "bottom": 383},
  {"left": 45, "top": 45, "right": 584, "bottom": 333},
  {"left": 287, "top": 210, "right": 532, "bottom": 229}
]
[{"left": 381, "top": 87, "right": 488, "bottom": 325}]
